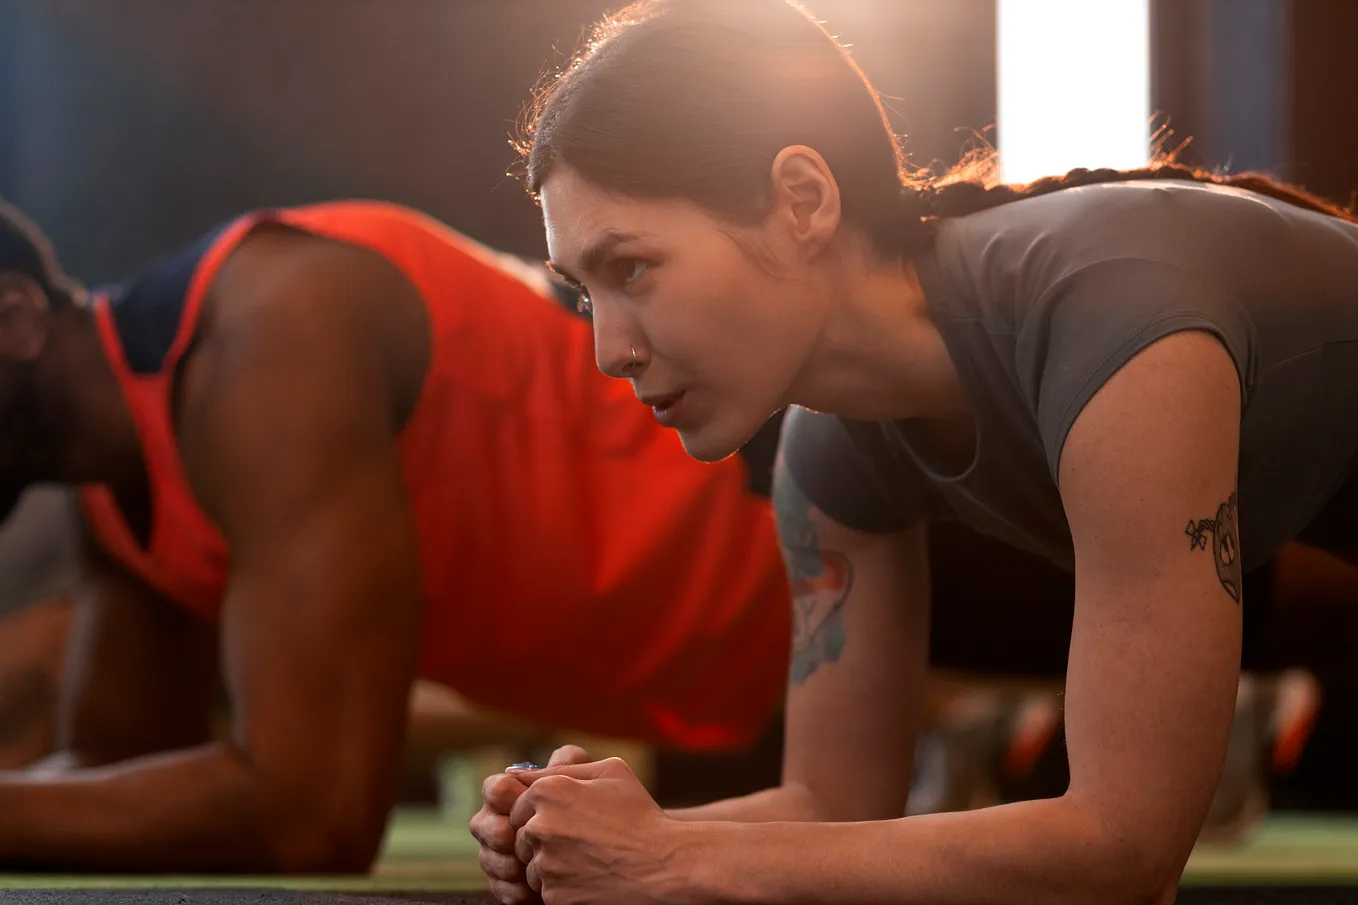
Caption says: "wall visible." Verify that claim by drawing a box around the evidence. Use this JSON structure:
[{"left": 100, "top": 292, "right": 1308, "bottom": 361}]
[{"left": 0, "top": 0, "right": 996, "bottom": 284}]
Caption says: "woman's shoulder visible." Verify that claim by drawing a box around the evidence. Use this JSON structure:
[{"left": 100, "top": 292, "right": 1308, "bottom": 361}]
[
  {"left": 920, "top": 177, "right": 1349, "bottom": 329},
  {"left": 937, "top": 178, "right": 1351, "bottom": 273}
]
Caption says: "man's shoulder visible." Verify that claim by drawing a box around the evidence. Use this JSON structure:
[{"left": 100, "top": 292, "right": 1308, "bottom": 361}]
[{"left": 181, "top": 223, "right": 429, "bottom": 450}]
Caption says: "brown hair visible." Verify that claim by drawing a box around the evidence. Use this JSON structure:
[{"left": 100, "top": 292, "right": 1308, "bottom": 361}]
[{"left": 518, "top": 0, "right": 1353, "bottom": 258}]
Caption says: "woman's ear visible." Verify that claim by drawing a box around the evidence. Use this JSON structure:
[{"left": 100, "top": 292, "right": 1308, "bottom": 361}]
[{"left": 768, "top": 145, "right": 843, "bottom": 259}]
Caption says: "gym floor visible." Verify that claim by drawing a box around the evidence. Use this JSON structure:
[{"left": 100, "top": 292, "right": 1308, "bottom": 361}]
[{"left": 3, "top": 808, "right": 1357, "bottom": 904}]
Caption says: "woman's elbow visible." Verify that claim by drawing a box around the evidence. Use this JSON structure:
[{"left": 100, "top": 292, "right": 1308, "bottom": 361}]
[{"left": 1066, "top": 800, "right": 1192, "bottom": 905}]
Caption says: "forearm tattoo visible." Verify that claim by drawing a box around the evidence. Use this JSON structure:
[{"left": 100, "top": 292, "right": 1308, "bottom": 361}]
[
  {"left": 1185, "top": 490, "right": 1242, "bottom": 604},
  {"left": 773, "top": 462, "right": 855, "bottom": 684}
]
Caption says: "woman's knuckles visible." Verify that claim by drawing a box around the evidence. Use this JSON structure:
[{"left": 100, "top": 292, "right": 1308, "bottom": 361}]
[
  {"left": 489, "top": 879, "right": 538, "bottom": 905},
  {"left": 599, "top": 756, "right": 632, "bottom": 776},
  {"left": 528, "top": 774, "right": 581, "bottom": 806},
  {"left": 547, "top": 744, "right": 593, "bottom": 766},
  {"left": 484, "top": 773, "right": 530, "bottom": 811},
  {"left": 469, "top": 811, "right": 496, "bottom": 845},
  {"left": 521, "top": 812, "right": 570, "bottom": 848},
  {"left": 479, "top": 849, "right": 526, "bottom": 881},
  {"left": 478, "top": 816, "right": 516, "bottom": 852}
]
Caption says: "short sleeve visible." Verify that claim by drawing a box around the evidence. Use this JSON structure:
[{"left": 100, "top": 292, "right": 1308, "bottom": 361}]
[
  {"left": 1021, "top": 257, "right": 1255, "bottom": 480},
  {"left": 779, "top": 406, "right": 954, "bottom": 534}
]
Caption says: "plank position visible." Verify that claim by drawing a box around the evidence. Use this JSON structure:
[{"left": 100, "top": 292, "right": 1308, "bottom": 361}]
[
  {"left": 0, "top": 198, "right": 791, "bottom": 872},
  {"left": 472, "top": 2, "right": 1358, "bottom": 903}
]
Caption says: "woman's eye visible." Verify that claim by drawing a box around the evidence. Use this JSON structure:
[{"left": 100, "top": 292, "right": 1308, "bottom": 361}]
[
  {"left": 614, "top": 259, "right": 650, "bottom": 285},
  {"left": 576, "top": 289, "right": 593, "bottom": 315}
]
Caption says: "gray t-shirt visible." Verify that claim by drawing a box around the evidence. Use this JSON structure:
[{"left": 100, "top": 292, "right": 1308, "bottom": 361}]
[{"left": 783, "top": 179, "right": 1358, "bottom": 572}]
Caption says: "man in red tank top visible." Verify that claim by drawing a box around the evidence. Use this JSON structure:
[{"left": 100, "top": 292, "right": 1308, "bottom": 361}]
[{"left": 0, "top": 199, "right": 791, "bottom": 873}]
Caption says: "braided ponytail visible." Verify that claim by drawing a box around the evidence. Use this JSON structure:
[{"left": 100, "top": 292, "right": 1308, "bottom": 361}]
[{"left": 893, "top": 157, "right": 1357, "bottom": 257}]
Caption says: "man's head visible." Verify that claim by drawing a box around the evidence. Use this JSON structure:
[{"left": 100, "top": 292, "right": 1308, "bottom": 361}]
[
  {"left": 0, "top": 200, "right": 80, "bottom": 355},
  {"left": 0, "top": 199, "right": 79, "bottom": 310},
  {"left": 0, "top": 203, "right": 84, "bottom": 517}
]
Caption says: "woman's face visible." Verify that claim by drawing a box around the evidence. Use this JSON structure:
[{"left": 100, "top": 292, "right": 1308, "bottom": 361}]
[{"left": 540, "top": 166, "right": 829, "bottom": 463}]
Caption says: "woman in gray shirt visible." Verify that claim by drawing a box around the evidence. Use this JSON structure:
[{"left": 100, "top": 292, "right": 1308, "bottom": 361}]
[{"left": 472, "top": 1, "right": 1358, "bottom": 903}]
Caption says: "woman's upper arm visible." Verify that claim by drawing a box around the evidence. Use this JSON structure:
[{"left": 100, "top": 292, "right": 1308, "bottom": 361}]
[
  {"left": 1057, "top": 329, "right": 1244, "bottom": 883},
  {"left": 776, "top": 409, "right": 933, "bottom": 821}
]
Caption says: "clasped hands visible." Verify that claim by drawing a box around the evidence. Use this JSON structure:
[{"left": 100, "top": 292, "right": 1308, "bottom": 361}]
[{"left": 470, "top": 745, "right": 692, "bottom": 905}]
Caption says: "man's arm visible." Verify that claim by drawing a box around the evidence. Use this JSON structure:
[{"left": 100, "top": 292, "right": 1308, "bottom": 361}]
[
  {"left": 0, "top": 488, "right": 85, "bottom": 769},
  {"left": 0, "top": 229, "right": 426, "bottom": 873},
  {"left": 37, "top": 527, "right": 221, "bottom": 772},
  {"left": 0, "top": 487, "right": 219, "bottom": 777},
  {"left": 670, "top": 453, "right": 931, "bottom": 823},
  {"left": 0, "top": 488, "right": 80, "bottom": 617},
  {"left": 686, "top": 330, "right": 1243, "bottom": 905}
]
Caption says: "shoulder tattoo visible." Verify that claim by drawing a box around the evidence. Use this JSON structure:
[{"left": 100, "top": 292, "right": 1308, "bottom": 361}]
[{"left": 773, "top": 460, "right": 855, "bottom": 684}]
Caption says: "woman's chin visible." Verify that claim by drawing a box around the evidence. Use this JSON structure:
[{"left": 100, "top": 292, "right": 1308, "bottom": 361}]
[
  {"left": 674, "top": 430, "right": 731, "bottom": 463},
  {"left": 674, "top": 414, "right": 760, "bottom": 464}
]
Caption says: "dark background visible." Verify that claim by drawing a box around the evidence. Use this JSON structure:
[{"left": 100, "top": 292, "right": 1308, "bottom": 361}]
[
  {"left": 0, "top": 0, "right": 993, "bottom": 282},
  {"left": 3, "top": 0, "right": 1358, "bottom": 809},
  {"left": 3, "top": 0, "right": 1355, "bottom": 276}
]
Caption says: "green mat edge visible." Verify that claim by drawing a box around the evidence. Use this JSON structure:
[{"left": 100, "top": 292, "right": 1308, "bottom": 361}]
[
  {"left": 6, "top": 810, "right": 1358, "bottom": 891},
  {"left": 0, "top": 875, "right": 486, "bottom": 892}
]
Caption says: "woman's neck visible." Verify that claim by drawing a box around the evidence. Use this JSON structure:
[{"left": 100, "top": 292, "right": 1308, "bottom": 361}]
[{"left": 788, "top": 255, "right": 971, "bottom": 423}]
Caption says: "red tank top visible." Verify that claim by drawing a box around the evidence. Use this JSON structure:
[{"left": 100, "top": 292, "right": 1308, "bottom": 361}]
[{"left": 77, "top": 201, "right": 790, "bottom": 750}]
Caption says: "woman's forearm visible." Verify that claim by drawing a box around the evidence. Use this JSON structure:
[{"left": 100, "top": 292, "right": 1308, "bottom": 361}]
[
  {"left": 667, "top": 782, "right": 824, "bottom": 823},
  {"left": 679, "top": 796, "right": 1174, "bottom": 905}
]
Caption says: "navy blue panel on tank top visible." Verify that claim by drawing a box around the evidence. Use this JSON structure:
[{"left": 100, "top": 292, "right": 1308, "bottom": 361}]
[{"left": 95, "top": 221, "right": 234, "bottom": 375}]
